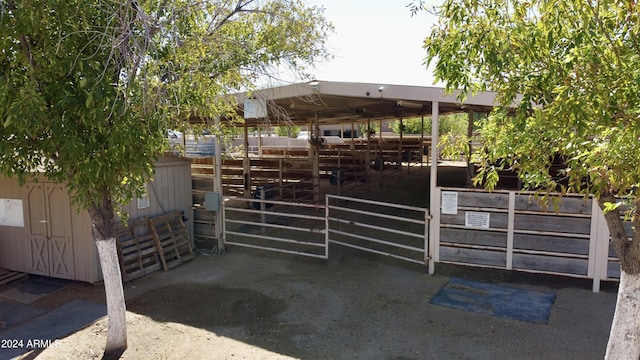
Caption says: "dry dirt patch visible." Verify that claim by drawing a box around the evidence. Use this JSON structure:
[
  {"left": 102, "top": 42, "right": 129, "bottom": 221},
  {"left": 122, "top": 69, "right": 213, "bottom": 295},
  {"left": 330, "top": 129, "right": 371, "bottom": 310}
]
[{"left": 28, "top": 245, "right": 616, "bottom": 360}]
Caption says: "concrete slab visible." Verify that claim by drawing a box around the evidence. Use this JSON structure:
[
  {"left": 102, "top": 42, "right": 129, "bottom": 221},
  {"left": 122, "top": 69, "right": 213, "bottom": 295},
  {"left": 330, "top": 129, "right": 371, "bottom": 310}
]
[{"left": 0, "top": 300, "right": 106, "bottom": 360}]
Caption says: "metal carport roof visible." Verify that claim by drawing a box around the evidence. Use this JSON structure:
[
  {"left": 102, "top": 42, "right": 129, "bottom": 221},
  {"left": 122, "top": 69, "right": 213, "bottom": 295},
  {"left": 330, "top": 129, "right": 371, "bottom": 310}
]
[{"left": 234, "top": 80, "right": 500, "bottom": 126}]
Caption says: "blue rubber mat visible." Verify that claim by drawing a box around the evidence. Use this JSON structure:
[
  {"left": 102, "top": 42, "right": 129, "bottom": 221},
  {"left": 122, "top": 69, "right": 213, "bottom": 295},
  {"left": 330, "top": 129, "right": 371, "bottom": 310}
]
[{"left": 430, "top": 277, "right": 556, "bottom": 324}]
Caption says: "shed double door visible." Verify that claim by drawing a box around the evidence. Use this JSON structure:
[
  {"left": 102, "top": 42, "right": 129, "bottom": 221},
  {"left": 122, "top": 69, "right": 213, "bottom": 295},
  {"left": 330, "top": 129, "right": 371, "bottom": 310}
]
[{"left": 26, "top": 183, "right": 75, "bottom": 279}]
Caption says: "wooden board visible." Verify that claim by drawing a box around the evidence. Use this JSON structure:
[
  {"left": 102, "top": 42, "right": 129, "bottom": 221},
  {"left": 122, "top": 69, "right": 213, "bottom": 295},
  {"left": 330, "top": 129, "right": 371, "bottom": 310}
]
[
  {"left": 607, "top": 261, "right": 621, "bottom": 279},
  {"left": 116, "top": 211, "right": 196, "bottom": 282},
  {"left": 514, "top": 214, "right": 591, "bottom": 235},
  {"left": 512, "top": 253, "right": 588, "bottom": 276},
  {"left": 116, "top": 218, "right": 162, "bottom": 282},
  {"left": 150, "top": 211, "right": 196, "bottom": 271},
  {"left": 0, "top": 268, "right": 28, "bottom": 286},
  {"left": 514, "top": 195, "right": 591, "bottom": 214},
  {"left": 439, "top": 247, "right": 507, "bottom": 267},
  {"left": 513, "top": 233, "right": 590, "bottom": 256},
  {"left": 440, "top": 228, "right": 507, "bottom": 248},
  {"left": 455, "top": 191, "right": 510, "bottom": 208}
]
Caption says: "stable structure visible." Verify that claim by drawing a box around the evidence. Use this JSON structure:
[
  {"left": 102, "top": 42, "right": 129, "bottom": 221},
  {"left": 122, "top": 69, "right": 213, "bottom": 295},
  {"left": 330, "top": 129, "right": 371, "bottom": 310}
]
[
  {"left": 206, "top": 80, "right": 622, "bottom": 292},
  {"left": 232, "top": 80, "right": 497, "bottom": 208},
  {"left": 0, "top": 155, "right": 193, "bottom": 283},
  {"left": 203, "top": 81, "right": 495, "bottom": 249}
]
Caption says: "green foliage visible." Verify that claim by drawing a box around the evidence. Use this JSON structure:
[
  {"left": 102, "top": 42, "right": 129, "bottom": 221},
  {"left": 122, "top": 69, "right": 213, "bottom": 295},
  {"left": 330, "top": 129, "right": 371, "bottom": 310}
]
[
  {"left": 357, "top": 122, "right": 378, "bottom": 138},
  {"left": 421, "top": 0, "right": 640, "bottom": 204},
  {"left": 389, "top": 113, "right": 472, "bottom": 135},
  {"left": 0, "top": 0, "right": 331, "bottom": 228},
  {"left": 274, "top": 125, "right": 300, "bottom": 137}
]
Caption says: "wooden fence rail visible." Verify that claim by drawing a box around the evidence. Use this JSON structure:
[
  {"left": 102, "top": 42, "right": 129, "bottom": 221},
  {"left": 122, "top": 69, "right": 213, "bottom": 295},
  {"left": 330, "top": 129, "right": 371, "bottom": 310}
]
[{"left": 434, "top": 187, "right": 621, "bottom": 292}]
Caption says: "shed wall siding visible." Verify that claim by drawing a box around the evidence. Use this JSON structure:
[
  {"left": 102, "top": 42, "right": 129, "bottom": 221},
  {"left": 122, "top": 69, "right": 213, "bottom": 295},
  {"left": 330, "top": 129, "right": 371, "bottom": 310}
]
[
  {"left": 0, "top": 177, "right": 28, "bottom": 272},
  {"left": 0, "top": 156, "right": 192, "bottom": 283},
  {"left": 120, "top": 156, "right": 193, "bottom": 240},
  {"left": 0, "top": 175, "right": 100, "bottom": 283}
]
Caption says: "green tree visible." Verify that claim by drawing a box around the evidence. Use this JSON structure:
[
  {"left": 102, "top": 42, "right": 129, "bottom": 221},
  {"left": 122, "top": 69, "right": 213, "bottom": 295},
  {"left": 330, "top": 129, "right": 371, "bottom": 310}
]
[
  {"left": 415, "top": 0, "right": 640, "bottom": 357},
  {"left": 389, "top": 113, "right": 470, "bottom": 135},
  {"left": 274, "top": 125, "right": 300, "bottom": 137},
  {"left": 0, "top": 0, "right": 330, "bottom": 356}
]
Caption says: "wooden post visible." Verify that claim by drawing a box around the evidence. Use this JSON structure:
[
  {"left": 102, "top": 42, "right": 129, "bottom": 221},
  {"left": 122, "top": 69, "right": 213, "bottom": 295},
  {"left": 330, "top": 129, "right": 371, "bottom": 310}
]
[
  {"left": 350, "top": 121, "right": 355, "bottom": 150},
  {"left": 467, "top": 109, "right": 475, "bottom": 186},
  {"left": 337, "top": 148, "right": 342, "bottom": 195},
  {"left": 214, "top": 116, "right": 224, "bottom": 252},
  {"left": 399, "top": 117, "right": 405, "bottom": 175},
  {"left": 243, "top": 121, "right": 250, "bottom": 199},
  {"left": 591, "top": 197, "right": 609, "bottom": 293},
  {"left": 307, "top": 122, "right": 313, "bottom": 159},
  {"left": 428, "top": 188, "right": 440, "bottom": 274},
  {"left": 279, "top": 159, "right": 283, "bottom": 199},
  {"left": 420, "top": 115, "right": 425, "bottom": 169},
  {"left": 258, "top": 125, "right": 263, "bottom": 157},
  {"left": 506, "top": 191, "right": 515, "bottom": 270},
  {"left": 366, "top": 116, "right": 371, "bottom": 192},
  {"left": 313, "top": 114, "right": 320, "bottom": 203},
  {"left": 428, "top": 101, "right": 439, "bottom": 275}
]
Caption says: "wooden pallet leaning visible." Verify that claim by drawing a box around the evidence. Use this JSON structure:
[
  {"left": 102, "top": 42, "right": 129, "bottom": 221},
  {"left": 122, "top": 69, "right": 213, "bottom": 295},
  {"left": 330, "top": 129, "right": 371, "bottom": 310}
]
[
  {"left": 0, "top": 268, "right": 28, "bottom": 286},
  {"left": 116, "top": 217, "right": 163, "bottom": 282},
  {"left": 150, "top": 211, "right": 195, "bottom": 271}
]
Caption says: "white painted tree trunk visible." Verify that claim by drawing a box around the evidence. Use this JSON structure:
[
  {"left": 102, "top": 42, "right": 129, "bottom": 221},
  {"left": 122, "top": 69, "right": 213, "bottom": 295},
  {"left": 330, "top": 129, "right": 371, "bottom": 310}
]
[
  {"left": 605, "top": 270, "right": 640, "bottom": 359},
  {"left": 95, "top": 237, "right": 128, "bottom": 354}
]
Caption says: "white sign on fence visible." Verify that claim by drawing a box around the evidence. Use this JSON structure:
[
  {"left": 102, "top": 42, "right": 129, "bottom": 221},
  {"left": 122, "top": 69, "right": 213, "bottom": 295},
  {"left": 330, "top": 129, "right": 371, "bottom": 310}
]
[
  {"left": 465, "top": 211, "right": 490, "bottom": 228},
  {"left": 441, "top": 191, "right": 458, "bottom": 215}
]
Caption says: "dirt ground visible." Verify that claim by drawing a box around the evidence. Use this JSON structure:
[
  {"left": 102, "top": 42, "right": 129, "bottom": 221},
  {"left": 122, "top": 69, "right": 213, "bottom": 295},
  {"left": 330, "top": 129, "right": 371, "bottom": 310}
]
[
  {"left": 24, "top": 246, "right": 616, "bottom": 360},
  {"left": 19, "top": 167, "right": 619, "bottom": 359}
]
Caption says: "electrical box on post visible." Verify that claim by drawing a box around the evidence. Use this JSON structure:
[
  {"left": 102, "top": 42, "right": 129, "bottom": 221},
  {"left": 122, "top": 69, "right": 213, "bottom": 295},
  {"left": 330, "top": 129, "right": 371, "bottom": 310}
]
[{"left": 204, "top": 192, "right": 221, "bottom": 211}]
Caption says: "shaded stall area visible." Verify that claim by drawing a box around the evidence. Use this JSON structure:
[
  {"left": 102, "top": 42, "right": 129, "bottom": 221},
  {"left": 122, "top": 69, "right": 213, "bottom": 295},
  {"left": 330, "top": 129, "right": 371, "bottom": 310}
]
[
  {"left": 187, "top": 80, "right": 619, "bottom": 292},
  {"left": 189, "top": 81, "right": 492, "bottom": 252}
]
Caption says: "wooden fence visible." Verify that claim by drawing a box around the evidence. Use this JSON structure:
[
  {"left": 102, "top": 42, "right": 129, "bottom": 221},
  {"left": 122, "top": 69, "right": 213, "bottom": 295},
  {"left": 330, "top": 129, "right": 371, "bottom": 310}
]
[{"left": 434, "top": 187, "right": 621, "bottom": 292}]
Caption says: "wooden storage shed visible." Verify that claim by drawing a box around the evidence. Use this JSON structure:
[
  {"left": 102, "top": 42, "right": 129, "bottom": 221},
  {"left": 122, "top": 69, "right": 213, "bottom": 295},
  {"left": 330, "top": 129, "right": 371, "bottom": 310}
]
[{"left": 0, "top": 155, "right": 193, "bottom": 283}]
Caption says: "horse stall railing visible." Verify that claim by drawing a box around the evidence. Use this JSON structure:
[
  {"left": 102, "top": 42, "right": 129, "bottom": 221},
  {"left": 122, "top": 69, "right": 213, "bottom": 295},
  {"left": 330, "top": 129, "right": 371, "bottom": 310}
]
[
  {"left": 319, "top": 147, "right": 369, "bottom": 194},
  {"left": 280, "top": 180, "right": 316, "bottom": 202},
  {"left": 271, "top": 158, "right": 316, "bottom": 202},
  {"left": 211, "top": 157, "right": 318, "bottom": 200},
  {"left": 434, "top": 187, "right": 617, "bottom": 292},
  {"left": 365, "top": 139, "right": 429, "bottom": 185},
  {"left": 222, "top": 194, "right": 328, "bottom": 259}
]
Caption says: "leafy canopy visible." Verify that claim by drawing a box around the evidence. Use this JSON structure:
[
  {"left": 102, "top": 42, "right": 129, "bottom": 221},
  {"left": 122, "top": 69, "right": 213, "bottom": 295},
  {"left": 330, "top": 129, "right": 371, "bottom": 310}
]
[
  {"left": 0, "top": 0, "right": 331, "bottom": 217},
  {"left": 388, "top": 113, "right": 473, "bottom": 135},
  {"left": 419, "top": 0, "right": 640, "bottom": 203}
]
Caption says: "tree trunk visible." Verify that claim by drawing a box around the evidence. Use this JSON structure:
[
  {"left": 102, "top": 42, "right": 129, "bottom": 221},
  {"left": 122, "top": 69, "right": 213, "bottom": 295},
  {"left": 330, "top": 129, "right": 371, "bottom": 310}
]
[
  {"left": 599, "top": 195, "right": 640, "bottom": 358},
  {"left": 605, "top": 270, "right": 640, "bottom": 359},
  {"left": 87, "top": 188, "right": 127, "bottom": 355},
  {"left": 95, "top": 237, "right": 128, "bottom": 355}
]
